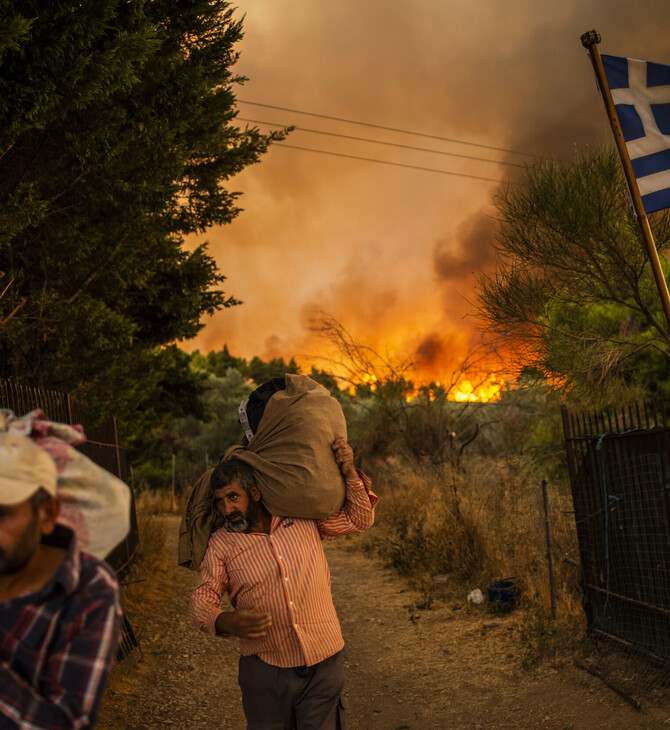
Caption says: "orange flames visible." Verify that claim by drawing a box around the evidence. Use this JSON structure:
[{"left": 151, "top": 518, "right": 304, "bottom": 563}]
[
  {"left": 341, "top": 373, "right": 504, "bottom": 403},
  {"left": 451, "top": 376, "right": 504, "bottom": 403},
  {"left": 401, "top": 375, "right": 504, "bottom": 403},
  {"left": 323, "top": 360, "right": 506, "bottom": 403}
]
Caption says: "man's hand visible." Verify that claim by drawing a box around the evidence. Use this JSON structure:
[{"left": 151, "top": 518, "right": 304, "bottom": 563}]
[
  {"left": 216, "top": 605, "right": 272, "bottom": 638},
  {"left": 332, "top": 437, "right": 358, "bottom": 481}
]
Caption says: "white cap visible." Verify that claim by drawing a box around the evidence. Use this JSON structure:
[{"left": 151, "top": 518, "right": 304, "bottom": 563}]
[{"left": 0, "top": 432, "right": 58, "bottom": 506}]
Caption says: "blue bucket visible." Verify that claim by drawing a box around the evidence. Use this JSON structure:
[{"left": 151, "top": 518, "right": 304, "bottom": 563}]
[{"left": 486, "top": 577, "right": 517, "bottom": 610}]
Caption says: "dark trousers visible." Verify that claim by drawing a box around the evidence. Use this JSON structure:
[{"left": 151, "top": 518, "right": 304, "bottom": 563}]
[{"left": 238, "top": 650, "right": 346, "bottom": 730}]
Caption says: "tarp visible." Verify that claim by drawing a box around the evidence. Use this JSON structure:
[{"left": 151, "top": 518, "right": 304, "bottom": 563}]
[
  {"left": 178, "top": 467, "right": 216, "bottom": 571},
  {"left": 1, "top": 409, "right": 131, "bottom": 560}
]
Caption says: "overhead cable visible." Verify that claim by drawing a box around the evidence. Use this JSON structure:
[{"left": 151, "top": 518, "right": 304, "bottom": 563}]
[
  {"left": 238, "top": 99, "right": 540, "bottom": 160},
  {"left": 273, "top": 143, "right": 511, "bottom": 184},
  {"left": 237, "top": 117, "right": 527, "bottom": 170}
]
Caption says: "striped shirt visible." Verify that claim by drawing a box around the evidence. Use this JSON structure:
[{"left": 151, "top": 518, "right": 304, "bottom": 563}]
[
  {"left": 0, "top": 526, "right": 122, "bottom": 730},
  {"left": 189, "top": 471, "right": 378, "bottom": 668}
]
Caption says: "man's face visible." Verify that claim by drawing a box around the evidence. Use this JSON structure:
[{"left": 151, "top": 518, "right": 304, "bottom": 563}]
[
  {"left": 213, "top": 480, "right": 259, "bottom": 533},
  {"left": 0, "top": 498, "right": 41, "bottom": 576}
]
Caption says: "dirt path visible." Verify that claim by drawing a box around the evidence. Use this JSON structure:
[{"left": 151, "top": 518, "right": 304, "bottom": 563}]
[{"left": 98, "top": 517, "right": 669, "bottom": 729}]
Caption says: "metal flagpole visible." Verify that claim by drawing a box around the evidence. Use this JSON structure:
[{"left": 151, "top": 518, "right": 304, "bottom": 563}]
[{"left": 581, "top": 29, "right": 670, "bottom": 333}]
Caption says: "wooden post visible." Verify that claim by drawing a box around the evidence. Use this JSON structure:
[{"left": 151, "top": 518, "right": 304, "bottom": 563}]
[
  {"left": 542, "top": 479, "right": 557, "bottom": 619},
  {"left": 171, "top": 453, "right": 176, "bottom": 512},
  {"left": 113, "top": 416, "right": 123, "bottom": 481},
  {"left": 581, "top": 29, "right": 670, "bottom": 333}
]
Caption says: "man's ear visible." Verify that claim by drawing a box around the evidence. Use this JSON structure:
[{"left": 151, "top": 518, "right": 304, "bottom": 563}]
[
  {"left": 250, "top": 484, "right": 262, "bottom": 503},
  {"left": 37, "top": 497, "right": 60, "bottom": 536}
]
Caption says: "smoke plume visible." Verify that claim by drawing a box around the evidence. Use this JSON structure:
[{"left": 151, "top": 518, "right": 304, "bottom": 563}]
[{"left": 185, "top": 0, "right": 670, "bottom": 384}]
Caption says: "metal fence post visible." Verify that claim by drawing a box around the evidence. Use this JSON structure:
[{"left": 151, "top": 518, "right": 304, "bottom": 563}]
[
  {"left": 171, "top": 452, "right": 176, "bottom": 512},
  {"left": 113, "top": 416, "right": 123, "bottom": 480},
  {"left": 542, "top": 479, "right": 557, "bottom": 620}
]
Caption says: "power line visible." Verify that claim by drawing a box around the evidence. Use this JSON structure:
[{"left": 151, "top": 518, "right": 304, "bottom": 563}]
[
  {"left": 273, "top": 143, "right": 510, "bottom": 184},
  {"left": 237, "top": 117, "right": 527, "bottom": 170},
  {"left": 238, "top": 99, "right": 540, "bottom": 160}
]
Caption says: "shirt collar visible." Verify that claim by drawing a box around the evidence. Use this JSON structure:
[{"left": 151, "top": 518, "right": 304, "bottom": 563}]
[{"left": 40, "top": 525, "right": 80, "bottom": 597}]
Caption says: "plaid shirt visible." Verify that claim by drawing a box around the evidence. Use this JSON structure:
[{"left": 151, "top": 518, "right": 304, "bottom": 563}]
[
  {"left": 0, "top": 526, "right": 122, "bottom": 729},
  {"left": 190, "top": 471, "right": 378, "bottom": 667}
]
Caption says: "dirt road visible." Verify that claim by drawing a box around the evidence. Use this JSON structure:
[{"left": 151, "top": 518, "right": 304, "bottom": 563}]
[{"left": 97, "top": 517, "right": 669, "bottom": 729}]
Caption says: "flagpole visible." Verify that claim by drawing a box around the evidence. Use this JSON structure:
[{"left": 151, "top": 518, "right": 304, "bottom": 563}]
[{"left": 581, "top": 29, "right": 670, "bottom": 333}]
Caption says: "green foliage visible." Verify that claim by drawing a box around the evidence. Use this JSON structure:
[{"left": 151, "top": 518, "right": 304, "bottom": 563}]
[
  {"left": 246, "top": 355, "right": 300, "bottom": 385},
  {"left": 307, "top": 366, "right": 340, "bottom": 394},
  {"left": 485, "top": 384, "right": 568, "bottom": 481},
  {"left": 193, "top": 345, "right": 246, "bottom": 377},
  {"left": 189, "top": 346, "right": 300, "bottom": 385},
  {"left": 477, "top": 146, "right": 670, "bottom": 406},
  {"left": 140, "top": 349, "right": 310, "bottom": 489},
  {"left": 348, "top": 379, "right": 499, "bottom": 473},
  {"left": 133, "top": 363, "right": 254, "bottom": 490},
  {"left": 0, "top": 1, "right": 286, "bottom": 458},
  {"left": 117, "top": 344, "right": 208, "bottom": 487},
  {"left": 166, "top": 367, "right": 254, "bottom": 488}
]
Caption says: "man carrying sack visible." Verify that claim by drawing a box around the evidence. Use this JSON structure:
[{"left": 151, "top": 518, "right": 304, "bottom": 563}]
[{"left": 187, "top": 376, "right": 377, "bottom": 729}]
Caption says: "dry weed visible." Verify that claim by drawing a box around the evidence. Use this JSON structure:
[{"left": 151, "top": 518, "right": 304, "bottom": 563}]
[
  {"left": 135, "top": 488, "right": 186, "bottom": 515},
  {"left": 362, "top": 455, "right": 586, "bottom": 660},
  {"left": 105, "top": 508, "right": 173, "bottom": 695}
]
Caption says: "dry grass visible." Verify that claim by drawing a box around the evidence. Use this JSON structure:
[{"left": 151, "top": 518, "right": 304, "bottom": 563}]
[
  {"left": 134, "top": 487, "right": 186, "bottom": 515},
  {"left": 358, "top": 455, "right": 587, "bottom": 663},
  {"left": 121, "top": 511, "right": 171, "bottom": 614},
  {"left": 104, "top": 506, "right": 173, "bottom": 695},
  {"left": 108, "top": 465, "right": 585, "bottom": 675},
  {"left": 112, "top": 488, "right": 190, "bottom": 646}
]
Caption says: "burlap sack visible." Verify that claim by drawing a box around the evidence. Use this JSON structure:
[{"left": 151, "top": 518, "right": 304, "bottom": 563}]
[
  {"left": 177, "top": 373, "right": 347, "bottom": 570},
  {"left": 178, "top": 467, "right": 215, "bottom": 570},
  {"left": 226, "top": 373, "right": 347, "bottom": 517}
]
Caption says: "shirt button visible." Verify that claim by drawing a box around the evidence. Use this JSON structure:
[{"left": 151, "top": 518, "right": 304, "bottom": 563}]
[
  {"left": 289, "top": 601, "right": 294, "bottom": 606},
  {"left": 284, "top": 577, "right": 289, "bottom": 582}
]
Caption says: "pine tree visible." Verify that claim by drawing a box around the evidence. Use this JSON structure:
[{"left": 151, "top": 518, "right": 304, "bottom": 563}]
[
  {"left": 476, "top": 146, "right": 670, "bottom": 404},
  {"left": 0, "top": 1, "right": 285, "bottom": 428}
]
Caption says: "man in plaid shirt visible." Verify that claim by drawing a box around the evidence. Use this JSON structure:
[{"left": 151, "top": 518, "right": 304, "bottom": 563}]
[{"left": 0, "top": 432, "right": 122, "bottom": 729}]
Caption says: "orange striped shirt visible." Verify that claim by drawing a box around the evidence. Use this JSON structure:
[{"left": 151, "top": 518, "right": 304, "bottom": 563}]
[{"left": 189, "top": 471, "right": 378, "bottom": 667}]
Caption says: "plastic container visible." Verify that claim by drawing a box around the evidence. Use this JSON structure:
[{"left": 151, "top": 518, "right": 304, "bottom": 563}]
[{"left": 486, "top": 577, "right": 517, "bottom": 611}]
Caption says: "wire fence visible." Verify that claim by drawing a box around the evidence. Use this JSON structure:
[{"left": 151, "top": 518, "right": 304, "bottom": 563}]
[{"left": 562, "top": 402, "right": 670, "bottom": 699}]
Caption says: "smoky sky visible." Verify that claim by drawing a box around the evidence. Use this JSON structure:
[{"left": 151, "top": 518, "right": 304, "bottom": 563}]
[{"left": 185, "top": 0, "right": 670, "bottom": 382}]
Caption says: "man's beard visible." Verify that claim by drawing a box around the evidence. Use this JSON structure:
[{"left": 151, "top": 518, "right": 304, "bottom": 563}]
[
  {"left": 226, "top": 499, "right": 259, "bottom": 533},
  {"left": 0, "top": 514, "right": 39, "bottom": 576}
]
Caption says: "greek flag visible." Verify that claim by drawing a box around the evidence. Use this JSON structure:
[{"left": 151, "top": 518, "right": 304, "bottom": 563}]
[{"left": 602, "top": 55, "right": 670, "bottom": 214}]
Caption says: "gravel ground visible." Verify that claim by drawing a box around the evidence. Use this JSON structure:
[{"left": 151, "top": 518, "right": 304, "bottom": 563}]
[{"left": 97, "top": 516, "right": 670, "bottom": 729}]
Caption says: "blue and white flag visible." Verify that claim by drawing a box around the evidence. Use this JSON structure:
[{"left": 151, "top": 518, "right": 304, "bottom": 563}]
[{"left": 602, "top": 55, "right": 670, "bottom": 214}]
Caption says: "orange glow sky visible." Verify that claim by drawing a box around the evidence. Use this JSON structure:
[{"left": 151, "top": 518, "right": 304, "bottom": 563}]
[{"left": 184, "top": 1, "right": 669, "bottom": 386}]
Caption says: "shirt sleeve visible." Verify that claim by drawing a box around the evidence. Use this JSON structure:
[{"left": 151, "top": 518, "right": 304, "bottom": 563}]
[
  {"left": 189, "top": 534, "right": 229, "bottom": 637},
  {"left": 317, "top": 469, "right": 379, "bottom": 539},
  {"left": 0, "top": 568, "right": 122, "bottom": 730}
]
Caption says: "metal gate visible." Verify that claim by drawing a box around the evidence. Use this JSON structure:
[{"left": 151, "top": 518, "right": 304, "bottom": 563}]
[{"left": 562, "top": 403, "right": 670, "bottom": 666}]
